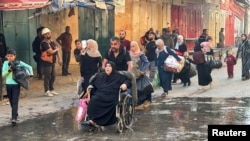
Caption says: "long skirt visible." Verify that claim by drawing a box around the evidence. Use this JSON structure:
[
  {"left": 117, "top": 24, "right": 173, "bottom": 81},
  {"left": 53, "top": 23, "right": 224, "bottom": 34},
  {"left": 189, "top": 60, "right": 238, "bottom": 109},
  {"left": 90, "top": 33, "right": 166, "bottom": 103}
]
[
  {"left": 87, "top": 92, "right": 117, "bottom": 126},
  {"left": 158, "top": 67, "right": 173, "bottom": 92},
  {"left": 197, "top": 63, "right": 212, "bottom": 86}
]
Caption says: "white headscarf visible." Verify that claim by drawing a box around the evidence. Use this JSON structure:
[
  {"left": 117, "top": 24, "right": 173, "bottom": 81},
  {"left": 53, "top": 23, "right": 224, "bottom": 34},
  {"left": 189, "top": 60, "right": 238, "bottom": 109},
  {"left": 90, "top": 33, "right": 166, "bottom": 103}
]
[
  {"left": 155, "top": 39, "right": 165, "bottom": 58},
  {"left": 175, "top": 35, "right": 184, "bottom": 50}
]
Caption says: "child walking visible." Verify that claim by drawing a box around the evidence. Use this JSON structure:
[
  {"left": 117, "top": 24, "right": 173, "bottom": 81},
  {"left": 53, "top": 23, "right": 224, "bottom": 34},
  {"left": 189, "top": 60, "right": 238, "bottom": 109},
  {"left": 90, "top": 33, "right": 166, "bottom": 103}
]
[
  {"left": 179, "top": 51, "right": 194, "bottom": 87},
  {"left": 1, "top": 49, "right": 33, "bottom": 127},
  {"left": 224, "top": 50, "right": 236, "bottom": 78}
]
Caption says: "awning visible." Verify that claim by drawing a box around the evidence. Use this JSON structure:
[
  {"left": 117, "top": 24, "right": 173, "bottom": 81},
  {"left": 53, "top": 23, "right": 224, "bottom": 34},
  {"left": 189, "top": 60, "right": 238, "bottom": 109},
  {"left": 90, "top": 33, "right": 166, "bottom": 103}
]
[
  {"left": 236, "top": 0, "right": 250, "bottom": 7},
  {"left": 32, "top": 0, "right": 115, "bottom": 16},
  {"left": 220, "top": 0, "right": 245, "bottom": 20},
  {"left": 0, "top": 0, "right": 50, "bottom": 11}
]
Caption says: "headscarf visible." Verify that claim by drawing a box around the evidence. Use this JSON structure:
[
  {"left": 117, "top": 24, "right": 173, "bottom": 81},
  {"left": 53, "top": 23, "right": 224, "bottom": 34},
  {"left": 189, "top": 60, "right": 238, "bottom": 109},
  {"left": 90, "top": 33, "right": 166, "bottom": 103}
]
[
  {"left": 177, "top": 35, "right": 184, "bottom": 44},
  {"left": 83, "top": 39, "right": 101, "bottom": 57},
  {"left": 103, "top": 61, "right": 117, "bottom": 82},
  {"left": 106, "top": 61, "right": 117, "bottom": 74},
  {"left": 175, "top": 35, "right": 184, "bottom": 50},
  {"left": 241, "top": 34, "right": 248, "bottom": 42},
  {"left": 129, "top": 41, "right": 141, "bottom": 57},
  {"left": 155, "top": 39, "right": 165, "bottom": 58}
]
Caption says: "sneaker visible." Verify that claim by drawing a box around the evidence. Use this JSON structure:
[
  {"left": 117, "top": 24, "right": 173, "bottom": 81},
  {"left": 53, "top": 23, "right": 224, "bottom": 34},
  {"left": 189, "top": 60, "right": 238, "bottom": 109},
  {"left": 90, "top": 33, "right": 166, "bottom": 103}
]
[
  {"left": 50, "top": 91, "right": 59, "bottom": 95},
  {"left": 135, "top": 104, "right": 144, "bottom": 110},
  {"left": 44, "top": 91, "right": 53, "bottom": 97}
]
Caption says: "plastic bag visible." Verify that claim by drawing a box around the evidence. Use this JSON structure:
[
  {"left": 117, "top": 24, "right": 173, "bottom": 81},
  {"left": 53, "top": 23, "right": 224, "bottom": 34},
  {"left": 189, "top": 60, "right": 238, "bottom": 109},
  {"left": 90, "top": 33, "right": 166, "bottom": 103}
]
[
  {"left": 164, "top": 55, "right": 184, "bottom": 73},
  {"left": 189, "top": 65, "right": 197, "bottom": 78},
  {"left": 12, "top": 62, "right": 30, "bottom": 89},
  {"left": 75, "top": 98, "right": 88, "bottom": 122},
  {"left": 76, "top": 77, "right": 84, "bottom": 96},
  {"left": 136, "top": 75, "right": 154, "bottom": 93},
  {"left": 153, "top": 71, "right": 160, "bottom": 88}
]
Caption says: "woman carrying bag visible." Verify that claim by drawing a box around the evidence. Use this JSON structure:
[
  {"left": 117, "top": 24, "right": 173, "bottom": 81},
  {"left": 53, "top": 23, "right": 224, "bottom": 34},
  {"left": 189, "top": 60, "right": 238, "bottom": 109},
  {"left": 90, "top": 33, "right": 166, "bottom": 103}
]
[
  {"left": 129, "top": 41, "right": 152, "bottom": 110},
  {"left": 155, "top": 39, "right": 181, "bottom": 97}
]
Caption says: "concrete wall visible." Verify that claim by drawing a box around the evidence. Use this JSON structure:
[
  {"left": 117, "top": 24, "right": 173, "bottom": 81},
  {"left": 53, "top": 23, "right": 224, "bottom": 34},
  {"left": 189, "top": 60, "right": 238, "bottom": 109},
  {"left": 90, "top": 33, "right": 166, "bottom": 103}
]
[
  {"left": 114, "top": 0, "right": 171, "bottom": 47},
  {"left": 202, "top": 3, "right": 221, "bottom": 47},
  {"left": 40, "top": 7, "right": 79, "bottom": 64}
]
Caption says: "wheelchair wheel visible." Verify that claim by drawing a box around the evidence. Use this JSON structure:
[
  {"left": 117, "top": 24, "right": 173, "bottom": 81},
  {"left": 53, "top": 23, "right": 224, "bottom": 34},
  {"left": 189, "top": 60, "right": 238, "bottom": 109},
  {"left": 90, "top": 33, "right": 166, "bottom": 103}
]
[
  {"left": 116, "top": 117, "right": 123, "bottom": 133},
  {"left": 122, "top": 94, "right": 134, "bottom": 128}
]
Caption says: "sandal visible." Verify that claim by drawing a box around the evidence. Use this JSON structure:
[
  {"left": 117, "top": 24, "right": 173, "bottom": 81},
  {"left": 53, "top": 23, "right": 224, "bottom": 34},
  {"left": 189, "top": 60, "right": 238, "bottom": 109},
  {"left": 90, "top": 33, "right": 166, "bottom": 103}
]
[
  {"left": 89, "top": 120, "right": 100, "bottom": 128},
  {"left": 81, "top": 120, "right": 92, "bottom": 127},
  {"left": 81, "top": 120, "right": 99, "bottom": 128}
]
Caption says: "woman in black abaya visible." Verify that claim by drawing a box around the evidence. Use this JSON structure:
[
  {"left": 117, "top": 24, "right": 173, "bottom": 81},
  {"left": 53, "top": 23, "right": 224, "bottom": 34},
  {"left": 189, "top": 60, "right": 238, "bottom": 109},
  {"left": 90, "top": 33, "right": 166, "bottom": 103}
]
[
  {"left": 194, "top": 36, "right": 213, "bottom": 90},
  {"left": 84, "top": 61, "right": 131, "bottom": 127}
]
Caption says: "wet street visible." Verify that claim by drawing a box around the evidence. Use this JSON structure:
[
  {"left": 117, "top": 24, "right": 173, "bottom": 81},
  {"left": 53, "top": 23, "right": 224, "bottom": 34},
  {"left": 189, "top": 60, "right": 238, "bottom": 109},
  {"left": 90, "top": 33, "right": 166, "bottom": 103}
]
[{"left": 0, "top": 97, "right": 250, "bottom": 141}]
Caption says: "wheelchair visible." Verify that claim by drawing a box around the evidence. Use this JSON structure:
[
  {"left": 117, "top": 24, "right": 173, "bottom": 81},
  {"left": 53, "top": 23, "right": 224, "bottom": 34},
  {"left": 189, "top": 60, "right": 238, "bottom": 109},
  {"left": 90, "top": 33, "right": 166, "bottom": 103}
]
[{"left": 80, "top": 71, "right": 137, "bottom": 133}]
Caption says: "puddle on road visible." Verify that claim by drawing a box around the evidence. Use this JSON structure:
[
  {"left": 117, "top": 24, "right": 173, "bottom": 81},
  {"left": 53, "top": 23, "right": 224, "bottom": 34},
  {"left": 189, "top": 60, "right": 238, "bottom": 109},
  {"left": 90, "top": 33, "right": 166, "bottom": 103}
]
[{"left": 0, "top": 97, "right": 249, "bottom": 141}]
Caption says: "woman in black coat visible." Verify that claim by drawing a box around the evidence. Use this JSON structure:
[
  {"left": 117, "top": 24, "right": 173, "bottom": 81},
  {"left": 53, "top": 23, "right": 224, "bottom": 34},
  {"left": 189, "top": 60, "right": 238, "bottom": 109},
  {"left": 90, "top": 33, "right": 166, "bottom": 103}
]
[
  {"left": 173, "top": 35, "right": 187, "bottom": 83},
  {"left": 80, "top": 39, "right": 102, "bottom": 94},
  {"left": 194, "top": 37, "right": 213, "bottom": 90},
  {"left": 84, "top": 61, "right": 131, "bottom": 127}
]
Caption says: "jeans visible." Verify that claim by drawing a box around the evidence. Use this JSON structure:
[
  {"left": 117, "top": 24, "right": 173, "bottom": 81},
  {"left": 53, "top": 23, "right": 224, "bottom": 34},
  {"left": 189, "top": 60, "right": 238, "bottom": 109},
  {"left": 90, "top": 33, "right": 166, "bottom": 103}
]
[
  {"left": 62, "top": 51, "right": 71, "bottom": 74},
  {"left": 6, "top": 84, "right": 20, "bottom": 120},
  {"left": 43, "top": 63, "right": 56, "bottom": 92}
]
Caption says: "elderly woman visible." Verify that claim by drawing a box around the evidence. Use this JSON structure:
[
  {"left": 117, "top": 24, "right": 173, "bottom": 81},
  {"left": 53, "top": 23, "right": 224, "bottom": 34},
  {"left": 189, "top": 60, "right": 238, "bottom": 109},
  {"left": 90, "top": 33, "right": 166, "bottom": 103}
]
[
  {"left": 83, "top": 61, "right": 131, "bottom": 127},
  {"left": 174, "top": 35, "right": 187, "bottom": 56},
  {"left": 173, "top": 35, "right": 187, "bottom": 83},
  {"left": 130, "top": 41, "right": 150, "bottom": 110},
  {"left": 236, "top": 34, "right": 250, "bottom": 80},
  {"left": 155, "top": 39, "right": 181, "bottom": 97},
  {"left": 79, "top": 39, "right": 102, "bottom": 97}
]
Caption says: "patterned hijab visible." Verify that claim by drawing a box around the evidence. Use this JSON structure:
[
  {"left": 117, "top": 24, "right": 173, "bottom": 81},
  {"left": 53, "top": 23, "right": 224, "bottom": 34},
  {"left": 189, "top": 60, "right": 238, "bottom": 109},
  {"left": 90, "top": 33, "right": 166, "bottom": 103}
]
[{"left": 83, "top": 39, "right": 101, "bottom": 57}]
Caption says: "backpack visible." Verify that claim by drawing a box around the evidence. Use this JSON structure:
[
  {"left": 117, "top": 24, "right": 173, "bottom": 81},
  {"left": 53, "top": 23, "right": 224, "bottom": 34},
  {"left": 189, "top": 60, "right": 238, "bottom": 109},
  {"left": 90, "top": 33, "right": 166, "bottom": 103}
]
[{"left": 40, "top": 41, "right": 53, "bottom": 63}]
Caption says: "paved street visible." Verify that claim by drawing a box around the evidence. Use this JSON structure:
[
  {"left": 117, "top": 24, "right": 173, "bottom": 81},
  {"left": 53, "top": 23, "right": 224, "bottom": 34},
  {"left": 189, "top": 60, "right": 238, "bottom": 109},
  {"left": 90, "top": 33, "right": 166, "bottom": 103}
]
[
  {"left": 0, "top": 47, "right": 249, "bottom": 129},
  {"left": 0, "top": 97, "right": 249, "bottom": 141}
]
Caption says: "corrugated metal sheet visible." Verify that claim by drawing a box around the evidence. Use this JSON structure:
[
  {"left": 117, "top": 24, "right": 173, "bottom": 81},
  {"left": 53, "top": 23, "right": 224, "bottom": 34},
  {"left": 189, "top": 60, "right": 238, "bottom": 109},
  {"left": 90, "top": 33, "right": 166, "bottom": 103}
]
[
  {"left": 171, "top": 4, "right": 202, "bottom": 50},
  {"left": 2, "top": 10, "right": 39, "bottom": 65},
  {"left": 78, "top": 7, "right": 114, "bottom": 56}
]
